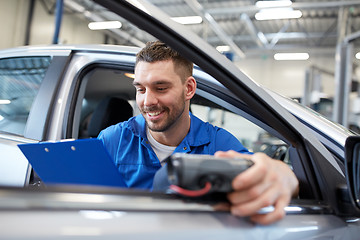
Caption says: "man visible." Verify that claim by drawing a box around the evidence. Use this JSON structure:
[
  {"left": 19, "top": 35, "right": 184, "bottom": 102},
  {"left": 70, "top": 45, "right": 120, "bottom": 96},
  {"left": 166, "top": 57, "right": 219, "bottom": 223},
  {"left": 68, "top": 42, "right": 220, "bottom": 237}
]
[{"left": 98, "top": 41, "right": 298, "bottom": 225}]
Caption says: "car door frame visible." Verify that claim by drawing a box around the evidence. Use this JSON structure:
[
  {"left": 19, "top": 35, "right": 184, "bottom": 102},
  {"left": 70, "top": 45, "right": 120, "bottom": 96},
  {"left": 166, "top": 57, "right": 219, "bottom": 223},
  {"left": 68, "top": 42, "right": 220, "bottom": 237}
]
[
  {"left": 0, "top": 48, "right": 71, "bottom": 187},
  {"left": 92, "top": 0, "right": 358, "bottom": 217}
]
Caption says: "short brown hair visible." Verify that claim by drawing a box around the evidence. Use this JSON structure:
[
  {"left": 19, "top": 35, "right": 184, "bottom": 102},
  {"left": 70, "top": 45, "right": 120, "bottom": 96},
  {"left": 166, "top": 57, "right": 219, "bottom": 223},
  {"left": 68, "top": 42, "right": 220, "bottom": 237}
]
[{"left": 136, "top": 41, "right": 193, "bottom": 80}]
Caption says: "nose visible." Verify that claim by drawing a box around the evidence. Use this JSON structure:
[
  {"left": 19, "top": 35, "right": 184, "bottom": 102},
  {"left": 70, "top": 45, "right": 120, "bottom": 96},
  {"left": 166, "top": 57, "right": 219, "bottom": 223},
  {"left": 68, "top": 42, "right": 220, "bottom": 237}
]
[{"left": 143, "top": 89, "right": 158, "bottom": 107}]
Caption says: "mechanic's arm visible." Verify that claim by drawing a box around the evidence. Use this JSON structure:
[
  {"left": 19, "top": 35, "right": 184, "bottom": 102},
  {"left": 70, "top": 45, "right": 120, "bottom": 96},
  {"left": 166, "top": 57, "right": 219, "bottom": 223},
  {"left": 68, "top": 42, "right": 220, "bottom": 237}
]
[{"left": 214, "top": 150, "right": 299, "bottom": 225}]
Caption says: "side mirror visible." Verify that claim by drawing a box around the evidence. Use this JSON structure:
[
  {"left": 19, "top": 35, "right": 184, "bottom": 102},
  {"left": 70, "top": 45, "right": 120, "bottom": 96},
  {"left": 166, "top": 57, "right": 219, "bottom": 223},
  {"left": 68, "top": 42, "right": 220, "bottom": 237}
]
[{"left": 345, "top": 136, "right": 360, "bottom": 211}]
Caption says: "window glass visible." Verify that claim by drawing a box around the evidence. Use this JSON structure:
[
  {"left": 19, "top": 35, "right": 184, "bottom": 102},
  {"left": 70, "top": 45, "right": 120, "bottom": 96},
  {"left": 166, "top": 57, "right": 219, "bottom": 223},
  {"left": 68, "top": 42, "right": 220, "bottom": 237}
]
[
  {"left": 191, "top": 103, "right": 289, "bottom": 162},
  {"left": 0, "top": 56, "right": 51, "bottom": 135}
]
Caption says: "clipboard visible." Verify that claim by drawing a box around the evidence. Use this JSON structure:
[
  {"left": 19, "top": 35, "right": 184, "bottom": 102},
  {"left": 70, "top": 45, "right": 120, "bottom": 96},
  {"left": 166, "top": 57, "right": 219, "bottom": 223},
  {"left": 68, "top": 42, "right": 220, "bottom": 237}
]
[{"left": 18, "top": 138, "right": 127, "bottom": 188}]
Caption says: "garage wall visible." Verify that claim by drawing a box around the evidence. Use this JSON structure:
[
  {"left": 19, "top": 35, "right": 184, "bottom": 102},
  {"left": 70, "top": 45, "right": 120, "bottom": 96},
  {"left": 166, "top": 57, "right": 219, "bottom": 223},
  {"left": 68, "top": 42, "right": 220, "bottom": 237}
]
[
  {"left": 0, "top": 0, "right": 29, "bottom": 48},
  {"left": 0, "top": 0, "right": 104, "bottom": 48},
  {"left": 30, "top": 0, "right": 104, "bottom": 45},
  {"left": 0, "top": 0, "right": 338, "bottom": 99},
  {"left": 237, "top": 57, "right": 336, "bottom": 98}
]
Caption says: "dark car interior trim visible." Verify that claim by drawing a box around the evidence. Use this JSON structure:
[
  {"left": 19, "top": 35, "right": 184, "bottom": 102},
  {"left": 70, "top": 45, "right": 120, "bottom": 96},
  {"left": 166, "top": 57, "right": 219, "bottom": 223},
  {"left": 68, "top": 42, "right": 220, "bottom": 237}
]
[{"left": 64, "top": 61, "right": 135, "bottom": 139}]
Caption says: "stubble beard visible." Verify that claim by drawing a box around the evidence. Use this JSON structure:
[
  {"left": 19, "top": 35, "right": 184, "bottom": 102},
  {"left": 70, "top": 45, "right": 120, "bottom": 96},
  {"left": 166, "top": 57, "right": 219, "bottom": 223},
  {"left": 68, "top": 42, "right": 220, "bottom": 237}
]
[{"left": 142, "top": 101, "right": 186, "bottom": 133}]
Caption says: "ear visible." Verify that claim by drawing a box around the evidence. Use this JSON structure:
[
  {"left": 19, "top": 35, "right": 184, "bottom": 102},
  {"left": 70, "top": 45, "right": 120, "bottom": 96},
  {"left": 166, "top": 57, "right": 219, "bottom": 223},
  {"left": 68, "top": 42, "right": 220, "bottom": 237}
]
[{"left": 185, "top": 76, "right": 196, "bottom": 101}]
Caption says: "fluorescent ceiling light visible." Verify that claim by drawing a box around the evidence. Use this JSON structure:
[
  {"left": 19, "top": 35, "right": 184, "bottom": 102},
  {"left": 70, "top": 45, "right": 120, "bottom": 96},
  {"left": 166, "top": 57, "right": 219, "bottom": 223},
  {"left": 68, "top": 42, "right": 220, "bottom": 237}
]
[
  {"left": 216, "top": 45, "right": 231, "bottom": 52},
  {"left": 274, "top": 53, "right": 309, "bottom": 60},
  {"left": 256, "top": 0, "right": 292, "bottom": 8},
  {"left": 0, "top": 99, "right": 11, "bottom": 104},
  {"left": 171, "top": 16, "right": 203, "bottom": 25},
  {"left": 255, "top": 8, "right": 302, "bottom": 20},
  {"left": 356, "top": 52, "right": 360, "bottom": 60},
  {"left": 88, "top": 21, "right": 122, "bottom": 30}
]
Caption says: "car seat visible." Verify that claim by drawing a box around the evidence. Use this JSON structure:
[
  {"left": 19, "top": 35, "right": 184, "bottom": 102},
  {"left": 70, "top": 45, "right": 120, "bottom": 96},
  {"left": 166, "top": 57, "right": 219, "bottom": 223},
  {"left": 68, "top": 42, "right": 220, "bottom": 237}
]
[{"left": 87, "top": 96, "right": 133, "bottom": 138}]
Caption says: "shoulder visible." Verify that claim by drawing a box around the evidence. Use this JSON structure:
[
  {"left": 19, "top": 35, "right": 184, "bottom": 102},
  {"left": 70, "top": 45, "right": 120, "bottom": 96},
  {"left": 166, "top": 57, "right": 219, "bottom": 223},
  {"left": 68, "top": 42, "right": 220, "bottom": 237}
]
[
  {"left": 190, "top": 113, "right": 250, "bottom": 153},
  {"left": 191, "top": 113, "right": 231, "bottom": 137}
]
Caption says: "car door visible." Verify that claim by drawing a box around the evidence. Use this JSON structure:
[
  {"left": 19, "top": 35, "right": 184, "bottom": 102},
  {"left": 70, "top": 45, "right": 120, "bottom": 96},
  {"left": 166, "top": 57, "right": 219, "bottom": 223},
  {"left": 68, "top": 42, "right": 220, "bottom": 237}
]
[
  {"left": 0, "top": 48, "right": 71, "bottom": 187},
  {"left": 97, "top": 0, "right": 337, "bottom": 200},
  {"left": 90, "top": 0, "right": 360, "bottom": 236}
]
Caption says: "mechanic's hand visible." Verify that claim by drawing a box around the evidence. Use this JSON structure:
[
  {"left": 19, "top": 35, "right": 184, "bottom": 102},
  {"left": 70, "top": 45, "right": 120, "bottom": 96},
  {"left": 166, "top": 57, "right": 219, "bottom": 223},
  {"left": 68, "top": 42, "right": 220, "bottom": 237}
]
[{"left": 214, "top": 150, "right": 299, "bottom": 225}]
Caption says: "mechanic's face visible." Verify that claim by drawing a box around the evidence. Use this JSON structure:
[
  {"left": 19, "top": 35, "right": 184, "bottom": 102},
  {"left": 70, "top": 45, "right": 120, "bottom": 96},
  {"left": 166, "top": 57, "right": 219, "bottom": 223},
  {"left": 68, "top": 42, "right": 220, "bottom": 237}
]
[{"left": 133, "top": 60, "right": 193, "bottom": 133}]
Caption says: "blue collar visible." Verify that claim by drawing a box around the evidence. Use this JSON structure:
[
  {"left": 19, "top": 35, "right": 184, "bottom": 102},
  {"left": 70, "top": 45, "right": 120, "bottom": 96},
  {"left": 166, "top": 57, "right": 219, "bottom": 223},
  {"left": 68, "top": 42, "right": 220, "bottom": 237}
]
[{"left": 128, "top": 112, "right": 211, "bottom": 147}]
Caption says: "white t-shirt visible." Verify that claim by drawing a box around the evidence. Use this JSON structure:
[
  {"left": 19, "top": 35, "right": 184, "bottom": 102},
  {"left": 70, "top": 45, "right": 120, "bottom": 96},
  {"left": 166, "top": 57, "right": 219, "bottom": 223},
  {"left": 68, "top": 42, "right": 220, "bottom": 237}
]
[{"left": 146, "top": 128, "right": 176, "bottom": 166}]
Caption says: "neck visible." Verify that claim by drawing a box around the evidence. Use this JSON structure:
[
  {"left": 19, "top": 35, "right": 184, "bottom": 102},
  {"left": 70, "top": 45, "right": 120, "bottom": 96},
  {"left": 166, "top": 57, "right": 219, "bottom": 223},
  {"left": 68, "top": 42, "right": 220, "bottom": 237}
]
[{"left": 149, "top": 112, "right": 191, "bottom": 147}]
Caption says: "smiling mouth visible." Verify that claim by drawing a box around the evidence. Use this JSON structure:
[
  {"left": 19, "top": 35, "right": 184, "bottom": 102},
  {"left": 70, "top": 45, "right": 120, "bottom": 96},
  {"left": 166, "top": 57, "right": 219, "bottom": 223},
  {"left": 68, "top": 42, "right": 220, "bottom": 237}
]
[{"left": 147, "top": 111, "right": 161, "bottom": 117}]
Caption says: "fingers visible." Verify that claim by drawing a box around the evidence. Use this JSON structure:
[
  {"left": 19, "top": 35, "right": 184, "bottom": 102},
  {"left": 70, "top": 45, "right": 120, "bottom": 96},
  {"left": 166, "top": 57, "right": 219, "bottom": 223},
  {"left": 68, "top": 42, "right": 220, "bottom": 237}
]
[
  {"left": 229, "top": 184, "right": 291, "bottom": 225},
  {"left": 250, "top": 194, "right": 289, "bottom": 225},
  {"left": 214, "top": 150, "right": 299, "bottom": 225},
  {"left": 227, "top": 175, "right": 272, "bottom": 205},
  {"left": 231, "top": 153, "right": 269, "bottom": 190},
  {"left": 228, "top": 175, "right": 282, "bottom": 217}
]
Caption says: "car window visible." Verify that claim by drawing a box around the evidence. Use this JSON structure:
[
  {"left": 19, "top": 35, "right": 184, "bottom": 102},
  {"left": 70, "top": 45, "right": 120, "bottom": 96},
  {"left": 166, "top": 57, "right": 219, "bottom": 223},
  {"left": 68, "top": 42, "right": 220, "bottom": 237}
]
[
  {"left": 0, "top": 56, "right": 51, "bottom": 136},
  {"left": 190, "top": 102, "right": 290, "bottom": 163},
  {"left": 191, "top": 104, "right": 263, "bottom": 150},
  {"left": 75, "top": 67, "right": 136, "bottom": 139},
  {"left": 72, "top": 64, "right": 290, "bottom": 165}
]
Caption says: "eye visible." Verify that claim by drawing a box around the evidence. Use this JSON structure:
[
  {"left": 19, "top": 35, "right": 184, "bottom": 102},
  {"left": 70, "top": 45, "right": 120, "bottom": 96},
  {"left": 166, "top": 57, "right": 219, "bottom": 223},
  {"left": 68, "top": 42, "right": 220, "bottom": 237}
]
[
  {"left": 136, "top": 87, "right": 145, "bottom": 93},
  {"left": 156, "top": 85, "right": 169, "bottom": 92}
]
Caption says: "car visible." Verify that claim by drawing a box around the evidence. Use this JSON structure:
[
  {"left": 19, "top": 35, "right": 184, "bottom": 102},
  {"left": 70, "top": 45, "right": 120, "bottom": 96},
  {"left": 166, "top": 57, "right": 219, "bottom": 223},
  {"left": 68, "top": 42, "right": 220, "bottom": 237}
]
[{"left": 0, "top": 0, "right": 360, "bottom": 239}]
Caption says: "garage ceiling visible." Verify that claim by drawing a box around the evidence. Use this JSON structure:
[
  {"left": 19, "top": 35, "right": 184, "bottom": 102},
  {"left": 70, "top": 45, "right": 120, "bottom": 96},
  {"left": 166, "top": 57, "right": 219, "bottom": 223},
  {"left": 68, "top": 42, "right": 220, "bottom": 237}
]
[{"left": 44, "top": 0, "right": 360, "bottom": 59}]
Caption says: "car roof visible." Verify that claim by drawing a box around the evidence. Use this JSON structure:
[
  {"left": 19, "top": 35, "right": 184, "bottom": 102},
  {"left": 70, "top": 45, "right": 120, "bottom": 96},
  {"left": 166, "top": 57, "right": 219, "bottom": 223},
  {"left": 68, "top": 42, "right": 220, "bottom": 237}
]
[{"left": 0, "top": 44, "right": 140, "bottom": 57}]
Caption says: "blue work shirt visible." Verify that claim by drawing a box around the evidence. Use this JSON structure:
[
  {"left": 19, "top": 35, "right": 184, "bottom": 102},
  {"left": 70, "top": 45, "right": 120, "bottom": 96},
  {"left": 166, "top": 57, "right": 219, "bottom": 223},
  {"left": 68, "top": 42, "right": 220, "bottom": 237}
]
[{"left": 98, "top": 112, "right": 249, "bottom": 189}]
